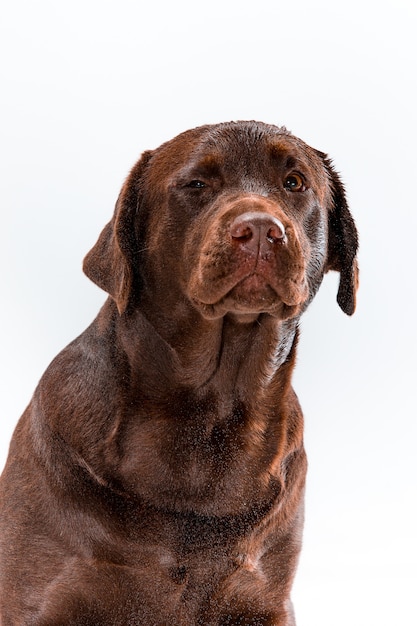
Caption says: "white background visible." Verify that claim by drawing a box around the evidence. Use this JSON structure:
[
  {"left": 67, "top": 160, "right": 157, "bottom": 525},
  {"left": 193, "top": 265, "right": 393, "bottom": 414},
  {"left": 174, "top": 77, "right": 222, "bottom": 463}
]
[{"left": 1, "top": 1, "right": 416, "bottom": 624}]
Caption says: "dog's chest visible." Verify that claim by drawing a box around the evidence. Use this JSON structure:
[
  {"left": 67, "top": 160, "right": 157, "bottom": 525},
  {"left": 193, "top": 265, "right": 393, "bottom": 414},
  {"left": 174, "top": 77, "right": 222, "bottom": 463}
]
[
  {"left": 104, "top": 509, "right": 272, "bottom": 625},
  {"left": 114, "top": 393, "right": 274, "bottom": 516}
]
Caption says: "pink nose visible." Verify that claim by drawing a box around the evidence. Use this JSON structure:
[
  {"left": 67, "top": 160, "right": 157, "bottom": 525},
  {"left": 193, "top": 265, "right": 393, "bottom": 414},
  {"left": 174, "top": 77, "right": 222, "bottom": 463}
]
[{"left": 229, "top": 212, "right": 286, "bottom": 252}]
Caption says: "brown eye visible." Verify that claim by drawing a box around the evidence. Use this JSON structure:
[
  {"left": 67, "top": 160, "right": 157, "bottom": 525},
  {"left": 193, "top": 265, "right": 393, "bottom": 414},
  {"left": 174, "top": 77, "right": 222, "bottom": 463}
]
[
  {"left": 283, "top": 173, "right": 305, "bottom": 192},
  {"left": 187, "top": 180, "right": 207, "bottom": 189}
]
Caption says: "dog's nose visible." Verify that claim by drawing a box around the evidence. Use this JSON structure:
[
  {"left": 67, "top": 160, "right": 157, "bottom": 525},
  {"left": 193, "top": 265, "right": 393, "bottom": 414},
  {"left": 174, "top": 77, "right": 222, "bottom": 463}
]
[{"left": 230, "top": 212, "right": 286, "bottom": 252}]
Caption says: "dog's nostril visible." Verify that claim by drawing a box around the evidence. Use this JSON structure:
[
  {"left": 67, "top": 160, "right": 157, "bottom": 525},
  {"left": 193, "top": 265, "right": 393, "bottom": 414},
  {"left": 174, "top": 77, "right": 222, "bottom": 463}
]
[
  {"left": 230, "top": 222, "right": 254, "bottom": 241},
  {"left": 266, "top": 224, "right": 285, "bottom": 244}
]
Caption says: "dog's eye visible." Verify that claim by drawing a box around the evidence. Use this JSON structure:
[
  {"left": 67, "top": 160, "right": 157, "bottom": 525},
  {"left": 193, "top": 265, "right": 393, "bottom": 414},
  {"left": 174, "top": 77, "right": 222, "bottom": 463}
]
[
  {"left": 283, "top": 174, "right": 305, "bottom": 192},
  {"left": 186, "top": 180, "right": 207, "bottom": 189}
]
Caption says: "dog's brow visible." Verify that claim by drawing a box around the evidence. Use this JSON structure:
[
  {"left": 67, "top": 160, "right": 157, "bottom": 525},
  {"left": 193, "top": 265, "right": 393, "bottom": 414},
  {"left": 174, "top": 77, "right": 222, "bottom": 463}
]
[
  {"left": 191, "top": 153, "right": 223, "bottom": 174},
  {"left": 200, "top": 154, "right": 221, "bottom": 166},
  {"left": 269, "top": 140, "right": 291, "bottom": 157}
]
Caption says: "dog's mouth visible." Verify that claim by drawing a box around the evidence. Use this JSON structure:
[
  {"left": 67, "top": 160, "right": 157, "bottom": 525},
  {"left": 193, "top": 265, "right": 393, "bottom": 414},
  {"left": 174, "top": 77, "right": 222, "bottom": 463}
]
[
  {"left": 225, "top": 274, "right": 285, "bottom": 309},
  {"left": 191, "top": 271, "right": 307, "bottom": 321}
]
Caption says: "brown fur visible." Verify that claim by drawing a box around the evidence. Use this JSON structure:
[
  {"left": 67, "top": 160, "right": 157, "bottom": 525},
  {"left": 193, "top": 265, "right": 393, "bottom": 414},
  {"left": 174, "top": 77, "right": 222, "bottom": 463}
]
[{"left": 0, "top": 121, "right": 358, "bottom": 625}]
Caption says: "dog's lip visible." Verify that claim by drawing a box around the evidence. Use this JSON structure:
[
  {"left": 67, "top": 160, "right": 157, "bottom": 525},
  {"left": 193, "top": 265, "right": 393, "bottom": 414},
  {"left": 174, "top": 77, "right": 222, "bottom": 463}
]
[
  {"left": 227, "top": 274, "right": 280, "bottom": 307},
  {"left": 191, "top": 272, "right": 306, "bottom": 311}
]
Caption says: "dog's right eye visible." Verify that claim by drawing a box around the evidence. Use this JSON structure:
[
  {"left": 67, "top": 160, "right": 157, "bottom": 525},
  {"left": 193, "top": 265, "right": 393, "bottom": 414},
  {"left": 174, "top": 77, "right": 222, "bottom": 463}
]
[{"left": 186, "top": 180, "right": 207, "bottom": 189}]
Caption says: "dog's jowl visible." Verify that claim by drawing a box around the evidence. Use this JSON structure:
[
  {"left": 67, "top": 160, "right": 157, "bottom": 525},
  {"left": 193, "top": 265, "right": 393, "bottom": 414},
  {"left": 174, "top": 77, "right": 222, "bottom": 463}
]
[{"left": 0, "top": 121, "right": 358, "bottom": 625}]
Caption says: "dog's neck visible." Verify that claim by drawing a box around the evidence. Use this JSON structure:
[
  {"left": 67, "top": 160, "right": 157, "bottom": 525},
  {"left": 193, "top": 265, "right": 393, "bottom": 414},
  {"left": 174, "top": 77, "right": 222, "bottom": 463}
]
[{"left": 116, "top": 299, "right": 299, "bottom": 404}]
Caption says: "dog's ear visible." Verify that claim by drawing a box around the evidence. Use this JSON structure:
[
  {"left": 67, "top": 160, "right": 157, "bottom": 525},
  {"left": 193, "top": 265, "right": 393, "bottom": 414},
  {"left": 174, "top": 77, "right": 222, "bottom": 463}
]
[
  {"left": 320, "top": 154, "right": 359, "bottom": 315},
  {"left": 83, "top": 150, "right": 153, "bottom": 314}
]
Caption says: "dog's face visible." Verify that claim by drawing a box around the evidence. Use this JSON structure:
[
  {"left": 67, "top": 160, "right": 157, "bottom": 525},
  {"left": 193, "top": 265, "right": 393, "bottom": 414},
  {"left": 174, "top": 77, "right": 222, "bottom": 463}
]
[{"left": 84, "top": 122, "right": 358, "bottom": 321}]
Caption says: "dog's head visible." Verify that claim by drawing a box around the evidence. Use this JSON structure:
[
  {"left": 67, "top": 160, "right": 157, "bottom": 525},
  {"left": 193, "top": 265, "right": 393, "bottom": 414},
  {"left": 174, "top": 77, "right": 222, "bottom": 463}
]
[{"left": 83, "top": 121, "right": 358, "bottom": 322}]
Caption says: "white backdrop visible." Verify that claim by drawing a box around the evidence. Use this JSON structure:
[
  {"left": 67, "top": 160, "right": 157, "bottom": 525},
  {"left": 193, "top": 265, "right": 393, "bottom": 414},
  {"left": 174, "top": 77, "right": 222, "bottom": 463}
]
[{"left": 1, "top": 1, "right": 416, "bottom": 624}]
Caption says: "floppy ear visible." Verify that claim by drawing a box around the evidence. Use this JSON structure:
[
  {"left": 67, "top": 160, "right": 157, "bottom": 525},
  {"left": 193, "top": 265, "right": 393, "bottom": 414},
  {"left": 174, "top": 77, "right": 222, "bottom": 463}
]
[
  {"left": 83, "top": 150, "right": 153, "bottom": 314},
  {"left": 321, "top": 155, "right": 359, "bottom": 316}
]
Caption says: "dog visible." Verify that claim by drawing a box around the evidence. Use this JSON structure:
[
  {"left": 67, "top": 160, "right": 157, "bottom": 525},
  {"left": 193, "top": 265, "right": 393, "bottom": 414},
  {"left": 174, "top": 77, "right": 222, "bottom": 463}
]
[{"left": 0, "top": 121, "right": 358, "bottom": 625}]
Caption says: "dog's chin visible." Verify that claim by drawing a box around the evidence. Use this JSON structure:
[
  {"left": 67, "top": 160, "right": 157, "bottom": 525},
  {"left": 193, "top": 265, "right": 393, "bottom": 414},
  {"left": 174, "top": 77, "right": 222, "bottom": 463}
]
[{"left": 191, "top": 276, "right": 303, "bottom": 322}]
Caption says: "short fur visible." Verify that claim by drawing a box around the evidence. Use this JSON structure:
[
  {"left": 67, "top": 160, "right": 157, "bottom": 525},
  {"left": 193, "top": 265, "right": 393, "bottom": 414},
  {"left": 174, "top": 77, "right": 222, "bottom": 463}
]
[{"left": 0, "top": 121, "right": 358, "bottom": 625}]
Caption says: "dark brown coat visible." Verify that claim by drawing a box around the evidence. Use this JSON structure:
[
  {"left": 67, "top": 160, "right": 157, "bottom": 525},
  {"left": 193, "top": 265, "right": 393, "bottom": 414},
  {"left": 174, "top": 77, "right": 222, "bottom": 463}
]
[{"left": 0, "top": 121, "right": 358, "bottom": 625}]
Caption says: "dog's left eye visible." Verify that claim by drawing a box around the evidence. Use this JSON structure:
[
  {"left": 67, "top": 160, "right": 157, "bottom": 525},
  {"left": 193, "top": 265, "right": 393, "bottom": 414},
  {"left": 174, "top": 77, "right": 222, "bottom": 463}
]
[
  {"left": 186, "top": 180, "right": 207, "bottom": 189},
  {"left": 283, "top": 174, "right": 306, "bottom": 192}
]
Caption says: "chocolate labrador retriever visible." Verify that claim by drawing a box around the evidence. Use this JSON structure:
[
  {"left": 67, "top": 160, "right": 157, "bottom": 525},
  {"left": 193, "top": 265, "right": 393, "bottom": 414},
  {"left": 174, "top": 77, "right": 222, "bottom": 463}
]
[{"left": 0, "top": 121, "right": 358, "bottom": 625}]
